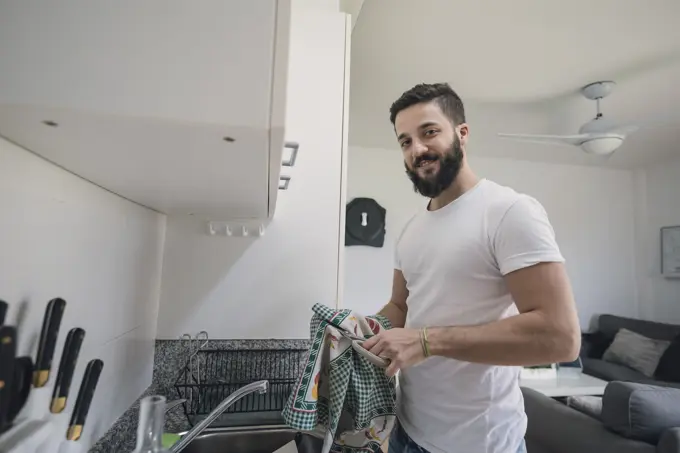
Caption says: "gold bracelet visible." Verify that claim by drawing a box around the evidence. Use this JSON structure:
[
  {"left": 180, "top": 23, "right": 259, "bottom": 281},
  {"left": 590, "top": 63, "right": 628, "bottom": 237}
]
[{"left": 423, "top": 327, "right": 431, "bottom": 357}]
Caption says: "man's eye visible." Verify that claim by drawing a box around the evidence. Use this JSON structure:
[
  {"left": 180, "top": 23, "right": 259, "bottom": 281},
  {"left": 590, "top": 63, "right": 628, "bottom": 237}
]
[
  {"left": 400, "top": 140, "right": 410, "bottom": 148},
  {"left": 425, "top": 129, "right": 437, "bottom": 136}
]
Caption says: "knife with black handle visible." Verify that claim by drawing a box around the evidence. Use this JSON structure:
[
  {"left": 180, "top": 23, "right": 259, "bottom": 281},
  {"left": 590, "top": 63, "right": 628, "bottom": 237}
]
[
  {"left": 7, "top": 356, "right": 34, "bottom": 423},
  {"left": 34, "top": 297, "right": 67, "bottom": 388},
  {"left": 51, "top": 328, "right": 86, "bottom": 414},
  {"left": 0, "top": 326, "right": 17, "bottom": 433},
  {"left": 67, "top": 359, "right": 103, "bottom": 441},
  {"left": 0, "top": 300, "right": 7, "bottom": 325}
]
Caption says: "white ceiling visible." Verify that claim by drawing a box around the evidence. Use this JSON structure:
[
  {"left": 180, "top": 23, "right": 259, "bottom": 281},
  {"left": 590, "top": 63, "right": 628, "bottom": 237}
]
[{"left": 349, "top": 0, "right": 680, "bottom": 168}]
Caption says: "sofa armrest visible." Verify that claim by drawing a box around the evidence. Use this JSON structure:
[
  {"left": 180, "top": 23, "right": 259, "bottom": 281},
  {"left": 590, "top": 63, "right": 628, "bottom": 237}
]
[
  {"left": 522, "top": 387, "right": 655, "bottom": 453},
  {"left": 657, "top": 428, "right": 680, "bottom": 453},
  {"left": 603, "top": 382, "right": 680, "bottom": 444}
]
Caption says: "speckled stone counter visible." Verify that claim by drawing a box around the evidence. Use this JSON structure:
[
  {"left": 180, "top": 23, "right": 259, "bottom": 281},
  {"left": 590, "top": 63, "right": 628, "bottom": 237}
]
[{"left": 89, "top": 339, "right": 309, "bottom": 453}]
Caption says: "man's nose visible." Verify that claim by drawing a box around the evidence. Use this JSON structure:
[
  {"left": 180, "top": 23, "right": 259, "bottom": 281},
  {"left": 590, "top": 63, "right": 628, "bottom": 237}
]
[{"left": 411, "top": 140, "right": 428, "bottom": 156}]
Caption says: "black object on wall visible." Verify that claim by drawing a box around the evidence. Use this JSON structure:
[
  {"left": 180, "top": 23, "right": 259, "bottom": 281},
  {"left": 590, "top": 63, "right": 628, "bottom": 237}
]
[{"left": 345, "top": 198, "right": 386, "bottom": 247}]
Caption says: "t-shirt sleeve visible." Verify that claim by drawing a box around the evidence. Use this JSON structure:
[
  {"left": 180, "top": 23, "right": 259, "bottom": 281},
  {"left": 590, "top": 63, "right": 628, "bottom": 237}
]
[
  {"left": 493, "top": 195, "right": 565, "bottom": 276},
  {"left": 394, "top": 244, "right": 402, "bottom": 270}
]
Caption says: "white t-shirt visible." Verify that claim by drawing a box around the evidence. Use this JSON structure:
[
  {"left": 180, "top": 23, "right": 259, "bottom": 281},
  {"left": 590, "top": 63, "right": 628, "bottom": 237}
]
[{"left": 395, "top": 178, "right": 565, "bottom": 453}]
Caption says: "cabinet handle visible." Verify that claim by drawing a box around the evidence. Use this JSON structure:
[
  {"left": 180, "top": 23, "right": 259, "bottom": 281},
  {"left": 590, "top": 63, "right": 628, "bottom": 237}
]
[
  {"left": 282, "top": 142, "right": 300, "bottom": 167},
  {"left": 279, "top": 175, "right": 291, "bottom": 190}
]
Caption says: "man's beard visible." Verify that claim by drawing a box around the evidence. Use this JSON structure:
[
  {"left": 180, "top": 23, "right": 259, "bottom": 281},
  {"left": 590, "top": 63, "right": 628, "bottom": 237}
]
[{"left": 404, "top": 137, "right": 463, "bottom": 198}]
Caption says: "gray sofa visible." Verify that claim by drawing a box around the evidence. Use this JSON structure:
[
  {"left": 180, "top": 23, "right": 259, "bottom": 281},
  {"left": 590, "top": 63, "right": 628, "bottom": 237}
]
[
  {"left": 523, "top": 382, "right": 680, "bottom": 453},
  {"left": 581, "top": 315, "right": 680, "bottom": 389}
]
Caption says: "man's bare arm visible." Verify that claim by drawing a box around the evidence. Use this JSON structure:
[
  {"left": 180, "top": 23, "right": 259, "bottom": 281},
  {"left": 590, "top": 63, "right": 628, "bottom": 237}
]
[
  {"left": 377, "top": 269, "right": 409, "bottom": 328},
  {"left": 428, "top": 261, "right": 581, "bottom": 365}
]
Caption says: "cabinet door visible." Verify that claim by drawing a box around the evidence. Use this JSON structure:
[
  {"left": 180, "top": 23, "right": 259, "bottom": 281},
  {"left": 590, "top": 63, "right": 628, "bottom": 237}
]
[
  {"left": 270, "top": 7, "right": 350, "bottom": 329},
  {"left": 156, "top": 7, "right": 350, "bottom": 339}
]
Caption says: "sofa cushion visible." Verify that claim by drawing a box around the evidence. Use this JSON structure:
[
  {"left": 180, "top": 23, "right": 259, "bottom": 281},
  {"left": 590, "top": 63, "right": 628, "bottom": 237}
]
[
  {"left": 583, "top": 359, "right": 680, "bottom": 390},
  {"left": 565, "top": 395, "right": 603, "bottom": 420},
  {"left": 583, "top": 358, "right": 656, "bottom": 384},
  {"left": 602, "top": 329, "right": 670, "bottom": 377},
  {"left": 655, "top": 334, "right": 680, "bottom": 383},
  {"left": 601, "top": 382, "right": 680, "bottom": 444}
]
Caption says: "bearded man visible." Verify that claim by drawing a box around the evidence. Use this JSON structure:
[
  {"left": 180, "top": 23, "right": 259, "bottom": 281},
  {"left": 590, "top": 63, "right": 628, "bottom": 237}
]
[{"left": 363, "top": 83, "right": 581, "bottom": 453}]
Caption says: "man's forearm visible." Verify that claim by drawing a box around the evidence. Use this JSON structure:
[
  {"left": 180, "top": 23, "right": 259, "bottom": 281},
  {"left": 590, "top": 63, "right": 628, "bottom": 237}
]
[
  {"left": 427, "top": 310, "right": 580, "bottom": 366},
  {"left": 378, "top": 301, "right": 407, "bottom": 328}
]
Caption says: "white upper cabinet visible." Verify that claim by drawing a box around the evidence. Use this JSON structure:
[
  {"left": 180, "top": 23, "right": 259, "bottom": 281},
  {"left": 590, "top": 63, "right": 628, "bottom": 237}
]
[{"left": 0, "top": 0, "right": 293, "bottom": 221}]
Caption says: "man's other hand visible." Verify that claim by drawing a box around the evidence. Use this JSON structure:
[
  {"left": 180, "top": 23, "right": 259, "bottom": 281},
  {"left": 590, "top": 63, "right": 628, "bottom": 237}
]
[{"left": 362, "top": 328, "right": 426, "bottom": 377}]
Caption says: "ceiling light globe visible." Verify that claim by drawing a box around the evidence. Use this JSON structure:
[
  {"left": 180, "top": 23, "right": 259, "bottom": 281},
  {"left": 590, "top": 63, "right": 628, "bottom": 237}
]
[{"left": 580, "top": 137, "right": 623, "bottom": 155}]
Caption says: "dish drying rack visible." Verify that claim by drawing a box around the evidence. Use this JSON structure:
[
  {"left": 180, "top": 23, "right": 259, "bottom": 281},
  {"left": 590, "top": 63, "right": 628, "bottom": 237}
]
[{"left": 174, "top": 347, "right": 307, "bottom": 426}]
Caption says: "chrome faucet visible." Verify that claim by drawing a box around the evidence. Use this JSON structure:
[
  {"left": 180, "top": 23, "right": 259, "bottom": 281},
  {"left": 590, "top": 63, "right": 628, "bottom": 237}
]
[{"left": 169, "top": 380, "right": 269, "bottom": 453}]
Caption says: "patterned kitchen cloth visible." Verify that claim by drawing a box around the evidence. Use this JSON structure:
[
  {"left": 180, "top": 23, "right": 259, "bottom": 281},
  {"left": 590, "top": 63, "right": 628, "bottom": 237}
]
[{"left": 282, "top": 303, "right": 397, "bottom": 453}]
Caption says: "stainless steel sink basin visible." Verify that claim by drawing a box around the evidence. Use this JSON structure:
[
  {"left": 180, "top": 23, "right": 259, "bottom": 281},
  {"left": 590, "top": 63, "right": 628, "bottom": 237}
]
[{"left": 178, "top": 426, "right": 324, "bottom": 453}]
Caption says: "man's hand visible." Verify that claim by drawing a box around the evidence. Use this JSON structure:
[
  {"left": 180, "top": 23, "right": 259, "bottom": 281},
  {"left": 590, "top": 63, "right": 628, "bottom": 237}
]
[{"left": 362, "top": 328, "right": 425, "bottom": 377}]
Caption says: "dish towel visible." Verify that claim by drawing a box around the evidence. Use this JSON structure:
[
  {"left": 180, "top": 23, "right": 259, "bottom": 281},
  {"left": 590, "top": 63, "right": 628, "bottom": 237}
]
[{"left": 282, "top": 303, "right": 397, "bottom": 453}]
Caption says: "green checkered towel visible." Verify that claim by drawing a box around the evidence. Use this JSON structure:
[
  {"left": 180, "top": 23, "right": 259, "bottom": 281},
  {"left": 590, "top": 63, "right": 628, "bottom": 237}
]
[{"left": 282, "top": 303, "right": 397, "bottom": 453}]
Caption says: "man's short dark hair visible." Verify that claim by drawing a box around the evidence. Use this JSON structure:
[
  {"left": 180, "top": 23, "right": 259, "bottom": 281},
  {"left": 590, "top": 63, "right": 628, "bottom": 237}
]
[{"left": 389, "top": 82, "right": 466, "bottom": 127}]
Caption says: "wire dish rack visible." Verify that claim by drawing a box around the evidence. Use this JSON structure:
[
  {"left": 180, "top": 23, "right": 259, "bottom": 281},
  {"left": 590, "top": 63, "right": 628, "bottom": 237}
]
[{"left": 174, "top": 348, "right": 307, "bottom": 426}]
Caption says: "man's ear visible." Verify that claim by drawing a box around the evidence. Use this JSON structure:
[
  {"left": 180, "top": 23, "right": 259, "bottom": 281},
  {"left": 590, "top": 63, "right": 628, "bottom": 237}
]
[{"left": 457, "top": 123, "right": 470, "bottom": 146}]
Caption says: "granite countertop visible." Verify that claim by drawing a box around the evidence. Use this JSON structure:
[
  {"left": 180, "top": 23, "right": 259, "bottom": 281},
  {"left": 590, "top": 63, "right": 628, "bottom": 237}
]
[{"left": 89, "top": 339, "right": 308, "bottom": 453}]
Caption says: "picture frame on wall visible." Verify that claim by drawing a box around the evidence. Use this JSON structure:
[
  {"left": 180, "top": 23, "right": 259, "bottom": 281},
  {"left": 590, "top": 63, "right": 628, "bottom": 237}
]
[{"left": 660, "top": 225, "right": 680, "bottom": 278}]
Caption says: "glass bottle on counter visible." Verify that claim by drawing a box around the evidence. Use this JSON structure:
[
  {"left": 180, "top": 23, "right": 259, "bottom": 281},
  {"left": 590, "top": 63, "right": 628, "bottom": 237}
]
[{"left": 132, "top": 395, "right": 170, "bottom": 453}]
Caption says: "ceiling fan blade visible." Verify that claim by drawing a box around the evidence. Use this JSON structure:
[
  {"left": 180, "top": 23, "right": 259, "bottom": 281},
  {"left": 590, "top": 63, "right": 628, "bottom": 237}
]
[
  {"left": 608, "top": 119, "right": 677, "bottom": 136},
  {"left": 497, "top": 133, "right": 589, "bottom": 147}
]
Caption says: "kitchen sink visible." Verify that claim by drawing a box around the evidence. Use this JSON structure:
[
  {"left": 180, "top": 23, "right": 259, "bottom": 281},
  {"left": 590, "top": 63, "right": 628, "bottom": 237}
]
[{"left": 178, "top": 425, "right": 324, "bottom": 453}]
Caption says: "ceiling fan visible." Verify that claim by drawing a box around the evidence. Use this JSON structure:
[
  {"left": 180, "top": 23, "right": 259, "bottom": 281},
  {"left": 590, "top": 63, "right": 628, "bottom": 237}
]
[{"left": 497, "top": 81, "right": 640, "bottom": 156}]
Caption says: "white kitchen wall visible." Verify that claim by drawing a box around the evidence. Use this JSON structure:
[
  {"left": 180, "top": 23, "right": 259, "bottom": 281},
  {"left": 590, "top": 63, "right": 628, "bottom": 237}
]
[
  {"left": 636, "top": 157, "right": 680, "bottom": 324},
  {"left": 343, "top": 146, "right": 639, "bottom": 329},
  {"left": 0, "top": 138, "right": 166, "bottom": 446}
]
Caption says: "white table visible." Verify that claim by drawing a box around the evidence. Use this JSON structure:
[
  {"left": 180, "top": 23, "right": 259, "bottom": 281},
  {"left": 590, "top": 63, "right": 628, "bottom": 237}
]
[{"left": 520, "top": 368, "right": 608, "bottom": 397}]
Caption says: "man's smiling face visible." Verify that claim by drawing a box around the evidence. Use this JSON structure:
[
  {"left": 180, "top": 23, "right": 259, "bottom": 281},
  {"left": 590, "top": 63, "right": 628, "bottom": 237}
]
[{"left": 395, "top": 101, "right": 464, "bottom": 198}]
